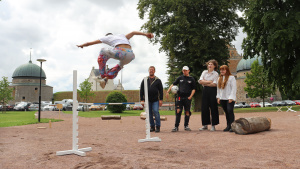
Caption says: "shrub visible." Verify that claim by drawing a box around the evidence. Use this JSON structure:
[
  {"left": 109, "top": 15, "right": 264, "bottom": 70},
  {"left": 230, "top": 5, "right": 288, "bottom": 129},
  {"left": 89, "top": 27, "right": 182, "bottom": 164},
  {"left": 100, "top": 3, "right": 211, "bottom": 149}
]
[{"left": 106, "top": 91, "right": 127, "bottom": 113}]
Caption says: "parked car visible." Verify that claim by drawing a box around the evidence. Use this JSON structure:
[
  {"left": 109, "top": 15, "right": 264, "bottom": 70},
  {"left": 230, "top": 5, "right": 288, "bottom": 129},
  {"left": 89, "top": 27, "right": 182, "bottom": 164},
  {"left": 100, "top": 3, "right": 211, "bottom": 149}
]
[
  {"left": 283, "top": 100, "right": 296, "bottom": 106},
  {"left": 28, "top": 104, "right": 39, "bottom": 111},
  {"left": 1, "top": 104, "right": 14, "bottom": 111},
  {"left": 293, "top": 100, "right": 300, "bottom": 105},
  {"left": 77, "top": 105, "right": 84, "bottom": 111},
  {"left": 89, "top": 105, "right": 103, "bottom": 111},
  {"left": 249, "top": 102, "right": 261, "bottom": 108},
  {"left": 240, "top": 102, "right": 251, "bottom": 108},
  {"left": 133, "top": 104, "right": 144, "bottom": 110},
  {"left": 234, "top": 103, "right": 243, "bottom": 108},
  {"left": 14, "top": 102, "right": 31, "bottom": 111},
  {"left": 126, "top": 104, "right": 131, "bottom": 110},
  {"left": 43, "top": 104, "right": 56, "bottom": 111},
  {"left": 272, "top": 101, "right": 287, "bottom": 107},
  {"left": 259, "top": 102, "right": 272, "bottom": 107}
]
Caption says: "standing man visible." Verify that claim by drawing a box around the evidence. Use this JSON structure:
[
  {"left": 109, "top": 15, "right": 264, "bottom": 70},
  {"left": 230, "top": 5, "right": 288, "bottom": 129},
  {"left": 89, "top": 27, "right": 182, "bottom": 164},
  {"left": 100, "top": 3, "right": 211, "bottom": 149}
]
[
  {"left": 166, "top": 66, "right": 196, "bottom": 132},
  {"left": 140, "top": 66, "right": 164, "bottom": 133}
]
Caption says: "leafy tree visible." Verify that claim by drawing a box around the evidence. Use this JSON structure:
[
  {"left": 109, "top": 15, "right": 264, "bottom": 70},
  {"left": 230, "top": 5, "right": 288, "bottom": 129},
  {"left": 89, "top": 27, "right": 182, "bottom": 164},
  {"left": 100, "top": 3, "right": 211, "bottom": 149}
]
[
  {"left": 77, "top": 78, "right": 95, "bottom": 103},
  {"left": 138, "top": 0, "right": 246, "bottom": 111},
  {"left": 0, "top": 77, "right": 14, "bottom": 113},
  {"left": 244, "top": 60, "right": 274, "bottom": 107},
  {"left": 242, "top": 0, "right": 300, "bottom": 99},
  {"left": 106, "top": 91, "right": 127, "bottom": 113}
]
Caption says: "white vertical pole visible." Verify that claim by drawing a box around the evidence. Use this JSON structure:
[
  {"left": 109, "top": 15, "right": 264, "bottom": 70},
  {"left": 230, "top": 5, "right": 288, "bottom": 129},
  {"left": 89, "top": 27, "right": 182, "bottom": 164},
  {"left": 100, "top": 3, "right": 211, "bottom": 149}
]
[
  {"left": 144, "top": 77, "right": 150, "bottom": 139},
  {"left": 56, "top": 70, "right": 92, "bottom": 156},
  {"left": 72, "top": 70, "right": 79, "bottom": 150},
  {"left": 138, "top": 77, "right": 161, "bottom": 143}
]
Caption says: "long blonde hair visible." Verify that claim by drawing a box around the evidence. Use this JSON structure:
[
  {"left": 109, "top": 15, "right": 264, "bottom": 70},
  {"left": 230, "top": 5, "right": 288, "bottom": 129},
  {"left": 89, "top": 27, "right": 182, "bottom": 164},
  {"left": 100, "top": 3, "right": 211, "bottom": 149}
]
[{"left": 218, "top": 65, "right": 232, "bottom": 89}]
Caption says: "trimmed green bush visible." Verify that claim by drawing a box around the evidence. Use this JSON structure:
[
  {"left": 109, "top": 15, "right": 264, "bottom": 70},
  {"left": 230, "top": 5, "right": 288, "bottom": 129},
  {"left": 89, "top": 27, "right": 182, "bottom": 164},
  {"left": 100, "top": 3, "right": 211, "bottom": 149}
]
[{"left": 106, "top": 91, "right": 127, "bottom": 113}]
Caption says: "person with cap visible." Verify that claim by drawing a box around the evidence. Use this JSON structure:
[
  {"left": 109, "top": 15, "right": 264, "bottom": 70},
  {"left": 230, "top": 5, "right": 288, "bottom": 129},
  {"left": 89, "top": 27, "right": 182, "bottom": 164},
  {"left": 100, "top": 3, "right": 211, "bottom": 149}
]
[
  {"left": 198, "top": 59, "right": 219, "bottom": 131},
  {"left": 77, "top": 31, "right": 154, "bottom": 89},
  {"left": 166, "top": 66, "right": 196, "bottom": 132}
]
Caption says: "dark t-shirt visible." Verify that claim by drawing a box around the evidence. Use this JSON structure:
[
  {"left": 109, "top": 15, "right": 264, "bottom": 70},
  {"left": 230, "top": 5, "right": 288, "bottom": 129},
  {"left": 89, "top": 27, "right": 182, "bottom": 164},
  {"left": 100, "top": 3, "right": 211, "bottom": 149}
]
[{"left": 173, "top": 75, "right": 196, "bottom": 97}]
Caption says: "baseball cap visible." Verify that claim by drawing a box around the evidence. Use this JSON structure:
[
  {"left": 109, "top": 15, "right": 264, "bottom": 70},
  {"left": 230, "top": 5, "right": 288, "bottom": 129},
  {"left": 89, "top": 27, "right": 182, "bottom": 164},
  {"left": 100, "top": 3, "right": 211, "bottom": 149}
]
[{"left": 182, "top": 66, "right": 189, "bottom": 70}]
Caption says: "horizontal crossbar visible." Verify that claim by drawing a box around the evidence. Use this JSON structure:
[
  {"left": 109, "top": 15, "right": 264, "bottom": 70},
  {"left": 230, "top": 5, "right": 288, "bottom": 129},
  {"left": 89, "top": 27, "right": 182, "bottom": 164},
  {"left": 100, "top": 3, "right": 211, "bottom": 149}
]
[{"left": 94, "top": 102, "right": 135, "bottom": 105}]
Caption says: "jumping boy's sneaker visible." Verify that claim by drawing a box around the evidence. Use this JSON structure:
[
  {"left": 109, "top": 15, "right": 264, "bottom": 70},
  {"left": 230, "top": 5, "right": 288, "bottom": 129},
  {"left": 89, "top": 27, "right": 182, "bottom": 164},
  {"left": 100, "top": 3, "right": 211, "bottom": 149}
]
[
  {"left": 99, "top": 77, "right": 107, "bottom": 89},
  {"left": 184, "top": 126, "right": 192, "bottom": 131},
  {"left": 171, "top": 127, "right": 178, "bottom": 132}
]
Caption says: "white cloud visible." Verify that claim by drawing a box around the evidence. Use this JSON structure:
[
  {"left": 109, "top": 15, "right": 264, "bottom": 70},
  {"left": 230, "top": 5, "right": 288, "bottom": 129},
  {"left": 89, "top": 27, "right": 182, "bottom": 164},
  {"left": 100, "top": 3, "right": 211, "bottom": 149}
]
[{"left": 0, "top": 0, "right": 245, "bottom": 93}]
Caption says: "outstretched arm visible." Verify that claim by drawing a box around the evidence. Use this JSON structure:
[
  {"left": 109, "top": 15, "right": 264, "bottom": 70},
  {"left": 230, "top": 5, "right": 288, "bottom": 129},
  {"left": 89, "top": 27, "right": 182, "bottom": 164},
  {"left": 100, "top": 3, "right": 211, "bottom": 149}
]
[
  {"left": 125, "top": 31, "right": 153, "bottom": 40},
  {"left": 77, "top": 40, "right": 102, "bottom": 48}
]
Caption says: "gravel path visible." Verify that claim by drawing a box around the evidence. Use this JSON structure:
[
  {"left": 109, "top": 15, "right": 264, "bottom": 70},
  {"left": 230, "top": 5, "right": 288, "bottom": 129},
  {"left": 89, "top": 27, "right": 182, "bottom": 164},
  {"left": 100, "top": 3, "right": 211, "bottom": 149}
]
[{"left": 1, "top": 111, "right": 300, "bottom": 168}]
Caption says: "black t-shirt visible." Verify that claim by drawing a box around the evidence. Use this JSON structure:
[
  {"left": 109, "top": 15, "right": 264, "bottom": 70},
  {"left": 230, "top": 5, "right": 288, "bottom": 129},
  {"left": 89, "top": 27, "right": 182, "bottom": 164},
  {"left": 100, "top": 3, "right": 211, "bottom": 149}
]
[{"left": 173, "top": 75, "right": 196, "bottom": 97}]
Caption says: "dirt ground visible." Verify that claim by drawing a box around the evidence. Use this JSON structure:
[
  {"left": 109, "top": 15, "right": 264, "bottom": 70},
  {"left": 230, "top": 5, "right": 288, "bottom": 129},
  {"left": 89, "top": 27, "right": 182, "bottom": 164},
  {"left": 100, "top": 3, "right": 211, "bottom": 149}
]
[{"left": 1, "top": 110, "right": 300, "bottom": 169}]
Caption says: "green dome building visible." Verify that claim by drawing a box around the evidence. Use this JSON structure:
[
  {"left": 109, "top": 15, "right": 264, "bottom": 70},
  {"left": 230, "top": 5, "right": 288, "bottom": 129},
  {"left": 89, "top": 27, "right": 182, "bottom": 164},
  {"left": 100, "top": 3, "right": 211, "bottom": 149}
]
[
  {"left": 236, "top": 55, "right": 281, "bottom": 103},
  {"left": 10, "top": 60, "right": 53, "bottom": 104}
]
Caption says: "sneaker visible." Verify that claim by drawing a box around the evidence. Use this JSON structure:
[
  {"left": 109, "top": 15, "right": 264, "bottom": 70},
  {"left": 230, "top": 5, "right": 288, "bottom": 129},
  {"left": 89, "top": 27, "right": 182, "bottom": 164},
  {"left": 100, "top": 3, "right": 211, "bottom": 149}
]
[
  {"left": 150, "top": 126, "right": 155, "bottom": 132},
  {"left": 210, "top": 125, "right": 216, "bottom": 131},
  {"left": 171, "top": 127, "right": 178, "bottom": 132},
  {"left": 155, "top": 126, "right": 160, "bottom": 133},
  {"left": 184, "top": 126, "right": 191, "bottom": 131},
  {"left": 99, "top": 77, "right": 107, "bottom": 89},
  {"left": 199, "top": 125, "right": 208, "bottom": 131}
]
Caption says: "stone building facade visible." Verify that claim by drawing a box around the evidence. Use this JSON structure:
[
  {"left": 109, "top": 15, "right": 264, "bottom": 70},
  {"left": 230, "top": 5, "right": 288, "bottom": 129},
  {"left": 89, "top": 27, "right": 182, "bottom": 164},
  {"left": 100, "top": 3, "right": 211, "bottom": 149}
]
[
  {"left": 9, "top": 60, "right": 53, "bottom": 105},
  {"left": 88, "top": 67, "right": 124, "bottom": 91},
  {"left": 235, "top": 56, "right": 281, "bottom": 103},
  {"left": 227, "top": 45, "right": 242, "bottom": 76}
]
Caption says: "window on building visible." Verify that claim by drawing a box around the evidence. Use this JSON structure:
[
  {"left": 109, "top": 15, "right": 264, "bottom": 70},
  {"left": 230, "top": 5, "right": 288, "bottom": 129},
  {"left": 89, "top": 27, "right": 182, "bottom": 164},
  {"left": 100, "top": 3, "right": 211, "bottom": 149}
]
[
  {"left": 22, "top": 96, "right": 25, "bottom": 100},
  {"left": 246, "top": 94, "right": 249, "bottom": 98}
]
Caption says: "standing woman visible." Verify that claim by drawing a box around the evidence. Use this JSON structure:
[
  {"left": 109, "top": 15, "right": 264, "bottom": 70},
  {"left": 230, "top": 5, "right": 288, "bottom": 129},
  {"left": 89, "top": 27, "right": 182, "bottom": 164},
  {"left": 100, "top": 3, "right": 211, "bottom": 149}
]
[
  {"left": 217, "top": 65, "right": 237, "bottom": 132},
  {"left": 198, "top": 60, "right": 219, "bottom": 131}
]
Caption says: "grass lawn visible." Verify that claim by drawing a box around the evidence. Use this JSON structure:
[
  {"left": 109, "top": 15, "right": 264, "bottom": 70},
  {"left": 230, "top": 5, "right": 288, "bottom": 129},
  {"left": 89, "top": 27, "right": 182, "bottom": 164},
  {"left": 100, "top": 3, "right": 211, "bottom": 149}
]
[
  {"left": 1, "top": 105, "right": 299, "bottom": 127},
  {"left": 0, "top": 111, "right": 63, "bottom": 128},
  {"left": 234, "top": 105, "right": 300, "bottom": 113},
  {"left": 63, "top": 110, "right": 180, "bottom": 118},
  {"left": 63, "top": 105, "right": 300, "bottom": 118}
]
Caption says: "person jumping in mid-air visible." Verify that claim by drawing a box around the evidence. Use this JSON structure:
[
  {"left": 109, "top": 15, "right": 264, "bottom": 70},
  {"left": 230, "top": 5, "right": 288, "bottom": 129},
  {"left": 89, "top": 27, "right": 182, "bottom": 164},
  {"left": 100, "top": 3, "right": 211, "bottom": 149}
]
[{"left": 77, "top": 31, "right": 154, "bottom": 88}]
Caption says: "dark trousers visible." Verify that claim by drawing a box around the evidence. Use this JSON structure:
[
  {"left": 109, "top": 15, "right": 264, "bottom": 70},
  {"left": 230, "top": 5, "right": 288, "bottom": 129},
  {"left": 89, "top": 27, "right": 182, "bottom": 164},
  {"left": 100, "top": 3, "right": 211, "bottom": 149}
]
[
  {"left": 220, "top": 100, "right": 235, "bottom": 127},
  {"left": 175, "top": 97, "right": 191, "bottom": 127},
  {"left": 201, "top": 86, "right": 219, "bottom": 126}
]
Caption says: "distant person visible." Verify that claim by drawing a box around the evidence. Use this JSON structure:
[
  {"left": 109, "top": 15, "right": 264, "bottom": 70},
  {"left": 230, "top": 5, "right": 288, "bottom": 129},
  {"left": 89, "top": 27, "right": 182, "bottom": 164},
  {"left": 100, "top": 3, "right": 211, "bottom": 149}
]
[
  {"left": 140, "top": 66, "right": 163, "bottom": 132},
  {"left": 77, "top": 31, "right": 154, "bottom": 88},
  {"left": 217, "top": 65, "right": 237, "bottom": 132},
  {"left": 166, "top": 66, "right": 196, "bottom": 132},
  {"left": 198, "top": 60, "right": 219, "bottom": 131}
]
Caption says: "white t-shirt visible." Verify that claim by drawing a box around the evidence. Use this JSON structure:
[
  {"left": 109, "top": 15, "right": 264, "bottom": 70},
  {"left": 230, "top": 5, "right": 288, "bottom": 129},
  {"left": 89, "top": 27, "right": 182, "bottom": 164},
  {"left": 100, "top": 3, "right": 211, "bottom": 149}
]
[
  {"left": 199, "top": 70, "right": 219, "bottom": 85},
  {"left": 216, "top": 75, "right": 237, "bottom": 101},
  {"left": 99, "top": 34, "right": 131, "bottom": 47}
]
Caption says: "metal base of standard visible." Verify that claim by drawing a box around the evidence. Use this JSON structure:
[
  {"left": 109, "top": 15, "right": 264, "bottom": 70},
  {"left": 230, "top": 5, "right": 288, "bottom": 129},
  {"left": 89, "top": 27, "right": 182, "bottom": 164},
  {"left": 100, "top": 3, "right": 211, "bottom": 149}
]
[{"left": 56, "top": 147, "right": 92, "bottom": 156}]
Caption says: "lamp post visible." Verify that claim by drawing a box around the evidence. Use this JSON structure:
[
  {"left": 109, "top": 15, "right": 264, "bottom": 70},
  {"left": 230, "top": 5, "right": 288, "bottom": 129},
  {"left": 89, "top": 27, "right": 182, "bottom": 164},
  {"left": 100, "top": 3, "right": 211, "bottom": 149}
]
[{"left": 37, "top": 59, "right": 46, "bottom": 122}]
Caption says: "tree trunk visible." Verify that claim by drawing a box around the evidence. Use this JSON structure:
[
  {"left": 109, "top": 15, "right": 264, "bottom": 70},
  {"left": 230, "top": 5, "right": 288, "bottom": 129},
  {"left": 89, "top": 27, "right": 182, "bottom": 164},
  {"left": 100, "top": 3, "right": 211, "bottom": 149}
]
[
  {"left": 193, "top": 90, "right": 202, "bottom": 112},
  {"left": 231, "top": 117, "right": 271, "bottom": 135}
]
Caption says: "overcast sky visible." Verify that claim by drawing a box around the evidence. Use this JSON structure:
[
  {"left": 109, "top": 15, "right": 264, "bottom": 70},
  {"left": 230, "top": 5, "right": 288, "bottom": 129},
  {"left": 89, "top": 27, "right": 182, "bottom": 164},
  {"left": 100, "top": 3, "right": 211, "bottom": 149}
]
[{"left": 0, "top": 0, "right": 246, "bottom": 93}]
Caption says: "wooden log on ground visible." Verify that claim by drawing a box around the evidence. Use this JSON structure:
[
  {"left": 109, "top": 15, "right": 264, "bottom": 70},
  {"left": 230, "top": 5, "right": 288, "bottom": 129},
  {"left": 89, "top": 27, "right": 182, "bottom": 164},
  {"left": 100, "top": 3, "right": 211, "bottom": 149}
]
[
  {"left": 231, "top": 117, "right": 271, "bottom": 135},
  {"left": 101, "top": 115, "right": 121, "bottom": 120},
  {"left": 140, "top": 116, "right": 167, "bottom": 121}
]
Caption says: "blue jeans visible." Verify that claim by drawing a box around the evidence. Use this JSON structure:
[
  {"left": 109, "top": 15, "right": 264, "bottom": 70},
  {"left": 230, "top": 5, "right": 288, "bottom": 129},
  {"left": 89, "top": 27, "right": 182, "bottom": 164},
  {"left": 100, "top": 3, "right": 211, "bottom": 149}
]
[{"left": 148, "top": 101, "right": 161, "bottom": 127}]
